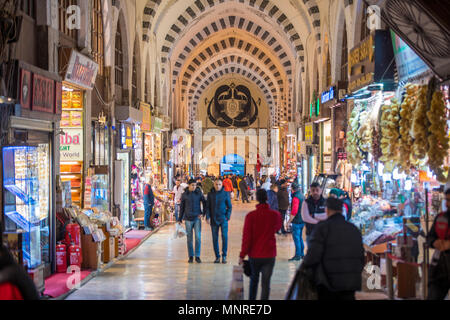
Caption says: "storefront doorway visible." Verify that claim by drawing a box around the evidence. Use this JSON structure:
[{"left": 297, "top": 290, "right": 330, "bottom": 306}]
[
  {"left": 117, "top": 152, "right": 131, "bottom": 228},
  {"left": 220, "top": 154, "right": 245, "bottom": 176}
]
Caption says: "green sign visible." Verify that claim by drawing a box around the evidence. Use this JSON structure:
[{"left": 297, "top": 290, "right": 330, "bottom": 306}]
[
  {"left": 153, "top": 117, "right": 163, "bottom": 134},
  {"left": 310, "top": 92, "right": 320, "bottom": 117}
]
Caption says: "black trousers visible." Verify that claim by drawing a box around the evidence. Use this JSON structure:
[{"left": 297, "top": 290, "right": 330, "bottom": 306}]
[
  {"left": 279, "top": 210, "right": 287, "bottom": 233},
  {"left": 317, "top": 286, "right": 356, "bottom": 301},
  {"left": 427, "top": 278, "right": 450, "bottom": 300},
  {"left": 241, "top": 190, "right": 250, "bottom": 203},
  {"left": 249, "top": 258, "right": 275, "bottom": 300}
]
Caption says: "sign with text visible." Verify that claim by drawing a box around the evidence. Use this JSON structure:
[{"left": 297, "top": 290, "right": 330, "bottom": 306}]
[
  {"left": 348, "top": 30, "right": 395, "bottom": 93},
  {"left": 20, "top": 69, "right": 31, "bottom": 109},
  {"left": 140, "top": 102, "right": 152, "bottom": 132},
  {"left": 65, "top": 50, "right": 99, "bottom": 90},
  {"left": 32, "top": 74, "right": 55, "bottom": 113},
  {"left": 60, "top": 128, "right": 83, "bottom": 161},
  {"left": 305, "top": 123, "right": 314, "bottom": 144},
  {"left": 120, "top": 123, "right": 133, "bottom": 150}
]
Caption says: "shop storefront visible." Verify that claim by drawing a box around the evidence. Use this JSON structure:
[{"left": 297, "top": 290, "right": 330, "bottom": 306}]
[
  {"left": 344, "top": 30, "right": 449, "bottom": 298},
  {"left": 115, "top": 105, "right": 143, "bottom": 229},
  {"left": 303, "top": 122, "right": 318, "bottom": 189},
  {"left": 1, "top": 61, "right": 62, "bottom": 292}
]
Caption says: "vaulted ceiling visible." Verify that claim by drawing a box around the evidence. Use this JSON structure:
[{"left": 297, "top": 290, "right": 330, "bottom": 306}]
[{"left": 141, "top": 0, "right": 322, "bottom": 128}]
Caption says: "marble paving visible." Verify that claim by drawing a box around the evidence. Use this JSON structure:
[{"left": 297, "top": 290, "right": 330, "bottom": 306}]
[{"left": 66, "top": 201, "right": 386, "bottom": 300}]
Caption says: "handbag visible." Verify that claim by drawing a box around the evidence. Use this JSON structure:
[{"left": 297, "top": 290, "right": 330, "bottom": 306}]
[{"left": 285, "top": 267, "right": 318, "bottom": 300}]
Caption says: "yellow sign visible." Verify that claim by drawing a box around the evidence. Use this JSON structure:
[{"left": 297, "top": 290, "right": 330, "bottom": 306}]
[
  {"left": 140, "top": 102, "right": 151, "bottom": 132},
  {"left": 126, "top": 126, "right": 133, "bottom": 148},
  {"left": 305, "top": 124, "right": 314, "bottom": 143},
  {"left": 349, "top": 34, "right": 374, "bottom": 72}
]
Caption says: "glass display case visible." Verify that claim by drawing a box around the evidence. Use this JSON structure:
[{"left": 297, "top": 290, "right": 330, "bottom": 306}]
[
  {"left": 2, "top": 145, "right": 50, "bottom": 269},
  {"left": 91, "top": 174, "right": 109, "bottom": 211}
]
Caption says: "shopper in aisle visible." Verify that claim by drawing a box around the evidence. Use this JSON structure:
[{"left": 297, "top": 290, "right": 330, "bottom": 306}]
[
  {"left": 232, "top": 175, "right": 239, "bottom": 200},
  {"left": 287, "top": 183, "right": 305, "bottom": 261},
  {"left": 172, "top": 179, "right": 186, "bottom": 222},
  {"left": 178, "top": 179, "right": 207, "bottom": 263},
  {"left": 239, "top": 176, "right": 250, "bottom": 204},
  {"left": 223, "top": 175, "right": 234, "bottom": 194},
  {"left": 239, "top": 189, "right": 282, "bottom": 300},
  {"left": 267, "top": 184, "right": 279, "bottom": 212},
  {"left": 261, "top": 177, "right": 271, "bottom": 191},
  {"left": 144, "top": 178, "right": 156, "bottom": 231},
  {"left": 427, "top": 188, "right": 450, "bottom": 300},
  {"left": 206, "top": 179, "right": 233, "bottom": 264},
  {"left": 301, "top": 182, "right": 327, "bottom": 248},
  {"left": 300, "top": 197, "right": 364, "bottom": 300},
  {"left": 0, "top": 229, "right": 40, "bottom": 300},
  {"left": 277, "top": 180, "right": 290, "bottom": 236}
]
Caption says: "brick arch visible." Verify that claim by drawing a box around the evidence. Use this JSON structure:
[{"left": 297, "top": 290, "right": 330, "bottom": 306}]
[{"left": 142, "top": 0, "right": 162, "bottom": 42}]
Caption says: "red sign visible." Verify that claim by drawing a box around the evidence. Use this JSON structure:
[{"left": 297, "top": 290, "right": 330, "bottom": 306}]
[
  {"left": 20, "top": 69, "right": 31, "bottom": 109},
  {"left": 32, "top": 74, "right": 55, "bottom": 113},
  {"left": 65, "top": 51, "right": 99, "bottom": 89}
]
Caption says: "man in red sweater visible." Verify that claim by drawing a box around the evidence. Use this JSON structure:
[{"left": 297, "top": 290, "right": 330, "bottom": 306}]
[{"left": 239, "top": 189, "right": 282, "bottom": 300}]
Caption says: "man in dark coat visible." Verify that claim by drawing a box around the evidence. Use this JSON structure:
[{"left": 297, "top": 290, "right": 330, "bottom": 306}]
[
  {"left": 301, "top": 197, "right": 365, "bottom": 300},
  {"left": 206, "top": 179, "right": 233, "bottom": 264},
  {"left": 178, "top": 179, "right": 207, "bottom": 263},
  {"left": 144, "top": 178, "right": 155, "bottom": 230},
  {"left": 239, "top": 176, "right": 250, "bottom": 203},
  {"left": 277, "top": 180, "right": 290, "bottom": 235}
]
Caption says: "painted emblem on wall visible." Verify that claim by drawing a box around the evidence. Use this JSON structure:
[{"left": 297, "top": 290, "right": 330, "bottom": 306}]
[{"left": 207, "top": 83, "right": 259, "bottom": 127}]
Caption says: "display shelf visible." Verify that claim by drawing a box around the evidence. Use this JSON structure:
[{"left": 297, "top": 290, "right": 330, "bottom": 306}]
[
  {"left": 5, "top": 211, "right": 40, "bottom": 230},
  {"left": 4, "top": 185, "right": 36, "bottom": 204}
]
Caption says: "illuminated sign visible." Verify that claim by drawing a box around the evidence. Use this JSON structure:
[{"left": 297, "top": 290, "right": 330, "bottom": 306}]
[
  {"left": 120, "top": 123, "right": 134, "bottom": 149},
  {"left": 305, "top": 123, "right": 314, "bottom": 143},
  {"left": 321, "top": 86, "right": 335, "bottom": 104}
]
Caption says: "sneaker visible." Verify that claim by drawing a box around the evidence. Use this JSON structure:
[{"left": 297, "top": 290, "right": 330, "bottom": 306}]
[
  {"left": 214, "top": 258, "right": 221, "bottom": 264},
  {"left": 288, "top": 256, "right": 302, "bottom": 262},
  {"left": 188, "top": 257, "right": 194, "bottom": 263},
  {"left": 195, "top": 257, "right": 202, "bottom": 263},
  {"left": 222, "top": 257, "right": 227, "bottom": 264}
]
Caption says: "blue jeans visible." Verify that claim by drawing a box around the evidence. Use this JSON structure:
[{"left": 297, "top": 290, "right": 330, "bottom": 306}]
[
  {"left": 211, "top": 221, "right": 228, "bottom": 258},
  {"left": 291, "top": 223, "right": 305, "bottom": 258},
  {"left": 144, "top": 204, "right": 153, "bottom": 228},
  {"left": 185, "top": 219, "right": 202, "bottom": 258},
  {"left": 174, "top": 204, "right": 180, "bottom": 221}
]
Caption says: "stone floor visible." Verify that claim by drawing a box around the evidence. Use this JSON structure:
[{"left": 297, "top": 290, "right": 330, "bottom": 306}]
[{"left": 66, "top": 201, "right": 387, "bottom": 300}]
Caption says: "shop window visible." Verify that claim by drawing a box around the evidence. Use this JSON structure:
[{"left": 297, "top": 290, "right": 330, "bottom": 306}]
[
  {"left": 115, "top": 23, "right": 124, "bottom": 87},
  {"left": 58, "top": 0, "right": 78, "bottom": 41},
  {"left": 91, "top": 0, "right": 104, "bottom": 77},
  {"left": 341, "top": 22, "right": 348, "bottom": 82},
  {"left": 21, "top": 0, "right": 36, "bottom": 18}
]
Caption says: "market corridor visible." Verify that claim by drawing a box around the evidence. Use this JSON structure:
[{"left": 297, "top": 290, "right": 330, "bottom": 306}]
[{"left": 65, "top": 201, "right": 300, "bottom": 300}]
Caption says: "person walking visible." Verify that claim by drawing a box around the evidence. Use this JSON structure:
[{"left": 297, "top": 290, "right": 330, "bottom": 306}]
[
  {"left": 178, "top": 179, "right": 207, "bottom": 263},
  {"left": 144, "top": 178, "right": 155, "bottom": 231},
  {"left": 239, "top": 189, "right": 282, "bottom": 300},
  {"left": 426, "top": 188, "right": 450, "bottom": 300},
  {"left": 239, "top": 176, "right": 250, "bottom": 203},
  {"left": 223, "top": 175, "right": 234, "bottom": 194},
  {"left": 277, "top": 180, "right": 290, "bottom": 235},
  {"left": 172, "top": 179, "right": 187, "bottom": 222},
  {"left": 287, "top": 183, "right": 305, "bottom": 261},
  {"left": 232, "top": 175, "right": 239, "bottom": 201},
  {"left": 206, "top": 179, "right": 233, "bottom": 264},
  {"left": 261, "top": 177, "right": 271, "bottom": 191},
  {"left": 301, "top": 182, "right": 327, "bottom": 248},
  {"left": 300, "top": 197, "right": 365, "bottom": 300},
  {"left": 267, "top": 184, "right": 279, "bottom": 212}
]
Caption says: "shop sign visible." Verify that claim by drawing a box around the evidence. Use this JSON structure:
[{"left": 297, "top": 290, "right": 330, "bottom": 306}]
[
  {"left": 298, "top": 141, "right": 307, "bottom": 155},
  {"left": 60, "top": 128, "right": 83, "bottom": 161},
  {"left": 321, "top": 86, "right": 335, "bottom": 104},
  {"left": 323, "top": 121, "right": 332, "bottom": 154},
  {"left": 64, "top": 50, "right": 99, "bottom": 90},
  {"left": 32, "top": 74, "right": 55, "bottom": 113},
  {"left": 390, "top": 30, "right": 430, "bottom": 83},
  {"left": 20, "top": 69, "right": 31, "bottom": 109},
  {"left": 305, "top": 123, "right": 314, "bottom": 144},
  {"left": 153, "top": 117, "right": 162, "bottom": 134},
  {"left": 140, "top": 102, "right": 152, "bottom": 132},
  {"left": 120, "top": 123, "right": 134, "bottom": 149},
  {"left": 348, "top": 30, "right": 395, "bottom": 93}
]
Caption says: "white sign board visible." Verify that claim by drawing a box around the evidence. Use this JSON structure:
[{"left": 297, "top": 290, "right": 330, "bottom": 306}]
[{"left": 60, "top": 128, "right": 83, "bottom": 161}]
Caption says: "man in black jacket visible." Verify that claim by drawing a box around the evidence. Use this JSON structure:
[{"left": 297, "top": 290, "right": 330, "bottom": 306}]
[
  {"left": 277, "top": 180, "right": 290, "bottom": 235},
  {"left": 178, "top": 179, "right": 207, "bottom": 263},
  {"left": 206, "top": 179, "right": 233, "bottom": 264},
  {"left": 301, "top": 197, "right": 364, "bottom": 300},
  {"left": 239, "top": 176, "right": 250, "bottom": 203}
]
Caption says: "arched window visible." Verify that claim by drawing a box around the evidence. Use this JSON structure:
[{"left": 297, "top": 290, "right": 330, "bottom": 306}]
[
  {"left": 91, "top": 0, "right": 104, "bottom": 77},
  {"left": 21, "top": 0, "right": 36, "bottom": 18},
  {"left": 341, "top": 22, "right": 348, "bottom": 82},
  {"left": 115, "top": 23, "right": 123, "bottom": 87},
  {"left": 58, "top": 0, "right": 78, "bottom": 41}
]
